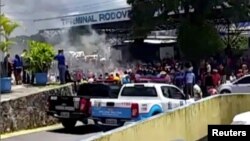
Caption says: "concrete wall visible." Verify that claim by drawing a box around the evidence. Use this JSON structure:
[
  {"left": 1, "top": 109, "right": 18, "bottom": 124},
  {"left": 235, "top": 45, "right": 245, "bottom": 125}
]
[
  {"left": 0, "top": 84, "right": 74, "bottom": 134},
  {"left": 87, "top": 94, "right": 250, "bottom": 141}
]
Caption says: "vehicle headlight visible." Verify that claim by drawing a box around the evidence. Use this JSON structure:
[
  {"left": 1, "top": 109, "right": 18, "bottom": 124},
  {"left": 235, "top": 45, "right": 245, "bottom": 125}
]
[{"left": 231, "top": 121, "right": 247, "bottom": 125}]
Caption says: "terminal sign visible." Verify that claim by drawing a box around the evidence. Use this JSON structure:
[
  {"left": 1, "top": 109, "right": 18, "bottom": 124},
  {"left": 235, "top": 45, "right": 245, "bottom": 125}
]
[{"left": 61, "top": 8, "right": 131, "bottom": 26}]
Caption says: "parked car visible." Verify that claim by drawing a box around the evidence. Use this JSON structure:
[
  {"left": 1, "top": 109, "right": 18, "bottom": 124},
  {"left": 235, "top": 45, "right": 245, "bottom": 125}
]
[
  {"left": 231, "top": 111, "right": 250, "bottom": 125},
  {"left": 47, "top": 83, "right": 121, "bottom": 129},
  {"left": 218, "top": 74, "right": 250, "bottom": 94}
]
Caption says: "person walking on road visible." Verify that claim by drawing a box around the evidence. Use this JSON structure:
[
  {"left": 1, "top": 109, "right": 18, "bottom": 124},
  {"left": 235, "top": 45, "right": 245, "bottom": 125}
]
[{"left": 54, "top": 49, "right": 66, "bottom": 84}]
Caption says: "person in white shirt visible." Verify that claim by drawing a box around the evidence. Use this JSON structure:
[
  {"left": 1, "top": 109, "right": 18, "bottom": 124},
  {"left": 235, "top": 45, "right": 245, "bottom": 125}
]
[
  {"left": 206, "top": 62, "right": 211, "bottom": 73},
  {"left": 88, "top": 78, "right": 94, "bottom": 83},
  {"left": 229, "top": 72, "right": 236, "bottom": 82},
  {"left": 193, "top": 84, "right": 203, "bottom": 100}
]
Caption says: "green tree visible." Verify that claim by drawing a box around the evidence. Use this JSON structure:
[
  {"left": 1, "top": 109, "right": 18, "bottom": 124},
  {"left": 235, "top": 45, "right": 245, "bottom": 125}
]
[
  {"left": 178, "top": 20, "right": 224, "bottom": 60},
  {"left": 0, "top": 14, "right": 19, "bottom": 77},
  {"left": 24, "top": 41, "right": 55, "bottom": 73},
  {"left": 220, "top": 24, "right": 249, "bottom": 50},
  {"left": 0, "top": 14, "right": 19, "bottom": 52},
  {"left": 127, "top": 0, "right": 250, "bottom": 60}
]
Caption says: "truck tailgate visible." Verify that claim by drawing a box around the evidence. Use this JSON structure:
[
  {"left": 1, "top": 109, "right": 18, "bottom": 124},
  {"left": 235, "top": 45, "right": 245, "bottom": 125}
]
[
  {"left": 48, "top": 96, "right": 81, "bottom": 111},
  {"left": 91, "top": 99, "right": 132, "bottom": 119}
]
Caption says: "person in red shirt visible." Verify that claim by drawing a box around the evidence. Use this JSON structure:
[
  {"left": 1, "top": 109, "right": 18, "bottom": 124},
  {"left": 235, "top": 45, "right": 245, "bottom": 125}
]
[
  {"left": 211, "top": 69, "right": 221, "bottom": 87},
  {"left": 107, "top": 73, "right": 114, "bottom": 81},
  {"left": 129, "top": 72, "right": 136, "bottom": 83}
]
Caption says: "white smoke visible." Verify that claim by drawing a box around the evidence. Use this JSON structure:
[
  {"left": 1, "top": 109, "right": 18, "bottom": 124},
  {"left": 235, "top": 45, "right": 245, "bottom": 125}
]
[
  {"left": 44, "top": 26, "right": 123, "bottom": 76},
  {"left": 2, "top": 0, "right": 132, "bottom": 78},
  {"left": 2, "top": 0, "right": 129, "bottom": 36}
]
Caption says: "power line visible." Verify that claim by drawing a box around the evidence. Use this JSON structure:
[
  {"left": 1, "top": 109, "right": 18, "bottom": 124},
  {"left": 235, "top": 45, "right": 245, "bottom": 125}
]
[
  {"left": 3, "top": 0, "right": 127, "bottom": 15},
  {"left": 33, "top": 6, "right": 130, "bottom": 22},
  {"left": 9, "top": 18, "right": 34, "bottom": 21},
  {"left": 56, "top": 0, "right": 125, "bottom": 11},
  {"left": 66, "top": 0, "right": 126, "bottom": 11},
  {"left": 3, "top": 0, "right": 129, "bottom": 22},
  {"left": 6, "top": 3, "right": 125, "bottom": 15}
]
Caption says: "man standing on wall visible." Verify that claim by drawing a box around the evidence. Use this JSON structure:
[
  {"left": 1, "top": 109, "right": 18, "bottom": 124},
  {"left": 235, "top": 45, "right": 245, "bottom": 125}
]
[
  {"left": 54, "top": 49, "right": 66, "bottom": 84},
  {"left": 183, "top": 62, "right": 196, "bottom": 98}
]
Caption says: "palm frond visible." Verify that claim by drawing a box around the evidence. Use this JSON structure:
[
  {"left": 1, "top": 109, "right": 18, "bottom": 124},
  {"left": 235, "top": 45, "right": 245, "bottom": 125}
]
[
  {"left": 0, "top": 40, "right": 15, "bottom": 52},
  {"left": 0, "top": 14, "right": 19, "bottom": 52}
]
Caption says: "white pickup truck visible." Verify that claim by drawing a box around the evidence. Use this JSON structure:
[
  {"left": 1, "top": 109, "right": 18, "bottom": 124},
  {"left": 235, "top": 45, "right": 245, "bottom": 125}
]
[{"left": 90, "top": 83, "right": 195, "bottom": 126}]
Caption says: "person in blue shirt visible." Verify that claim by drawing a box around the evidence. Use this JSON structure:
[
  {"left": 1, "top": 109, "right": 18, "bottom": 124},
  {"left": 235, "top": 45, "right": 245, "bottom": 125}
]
[
  {"left": 54, "top": 50, "right": 66, "bottom": 84},
  {"left": 13, "top": 54, "right": 23, "bottom": 85},
  {"left": 183, "top": 65, "right": 196, "bottom": 98},
  {"left": 121, "top": 71, "right": 131, "bottom": 84},
  {"left": 174, "top": 70, "right": 184, "bottom": 88}
]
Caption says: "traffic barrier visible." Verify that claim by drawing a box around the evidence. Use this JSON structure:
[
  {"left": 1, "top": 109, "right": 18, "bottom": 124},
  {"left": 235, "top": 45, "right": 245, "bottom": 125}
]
[{"left": 85, "top": 94, "right": 250, "bottom": 141}]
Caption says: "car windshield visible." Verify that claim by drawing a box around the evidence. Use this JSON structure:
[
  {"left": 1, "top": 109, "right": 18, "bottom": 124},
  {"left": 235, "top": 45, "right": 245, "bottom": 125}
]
[
  {"left": 121, "top": 86, "right": 157, "bottom": 97},
  {"left": 233, "top": 76, "right": 250, "bottom": 84}
]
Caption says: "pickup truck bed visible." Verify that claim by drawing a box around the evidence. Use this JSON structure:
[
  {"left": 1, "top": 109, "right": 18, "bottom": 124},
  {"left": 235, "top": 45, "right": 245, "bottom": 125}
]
[
  {"left": 47, "top": 96, "right": 91, "bottom": 119},
  {"left": 47, "top": 83, "right": 121, "bottom": 129}
]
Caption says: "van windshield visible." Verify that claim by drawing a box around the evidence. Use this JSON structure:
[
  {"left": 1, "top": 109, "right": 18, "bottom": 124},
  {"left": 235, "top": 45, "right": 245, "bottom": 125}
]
[{"left": 121, "top": 86, "right": 157, "bottom": 97}]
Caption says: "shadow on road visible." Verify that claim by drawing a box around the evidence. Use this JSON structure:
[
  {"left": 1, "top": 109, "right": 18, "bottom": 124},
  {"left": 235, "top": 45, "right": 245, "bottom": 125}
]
[{"left": 48, "top": 124, "right": 119, "bottom": 135}]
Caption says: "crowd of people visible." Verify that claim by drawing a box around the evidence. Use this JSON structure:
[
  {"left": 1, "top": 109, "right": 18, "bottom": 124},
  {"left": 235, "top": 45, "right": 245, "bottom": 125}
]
[
  {"left": 73, "top": 55, "right": 250, "bottom": 99},
  {"left": 1, "top": 47, "right": 250, "bottom": 99},
  {"left": 2, "top": 52, "right": 25, "bottom": 85}
]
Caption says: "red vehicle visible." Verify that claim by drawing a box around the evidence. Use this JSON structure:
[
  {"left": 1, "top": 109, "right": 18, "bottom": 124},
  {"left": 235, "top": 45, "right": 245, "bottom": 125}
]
[
  {"left": 94, "top": 79, "right": 120, "bottom": 84},
  {"left": 47, "top": 83, "right": 121, "bottom": 129},
  {"left": 135, "top": 77, "right": 170, "bottom": 83}
]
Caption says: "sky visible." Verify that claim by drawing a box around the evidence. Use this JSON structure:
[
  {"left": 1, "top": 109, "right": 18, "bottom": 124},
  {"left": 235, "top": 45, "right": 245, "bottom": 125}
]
[{"left": 1, "top": 0, "right": 129, "bottom": 36}]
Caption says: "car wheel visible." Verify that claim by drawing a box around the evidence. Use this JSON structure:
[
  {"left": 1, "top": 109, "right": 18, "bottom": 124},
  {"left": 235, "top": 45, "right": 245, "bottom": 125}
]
[
  {"left": 220, "top": 90, "right": 231, "bottom": 94},
  {"left": 61, "top": 119, "right": 77, "bottom": 129}
]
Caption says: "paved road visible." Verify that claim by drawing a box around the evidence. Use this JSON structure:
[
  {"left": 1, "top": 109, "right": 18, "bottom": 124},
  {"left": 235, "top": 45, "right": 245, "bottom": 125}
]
[{"left": 2, "top": 123, "right": 119, "bottom": 141}]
